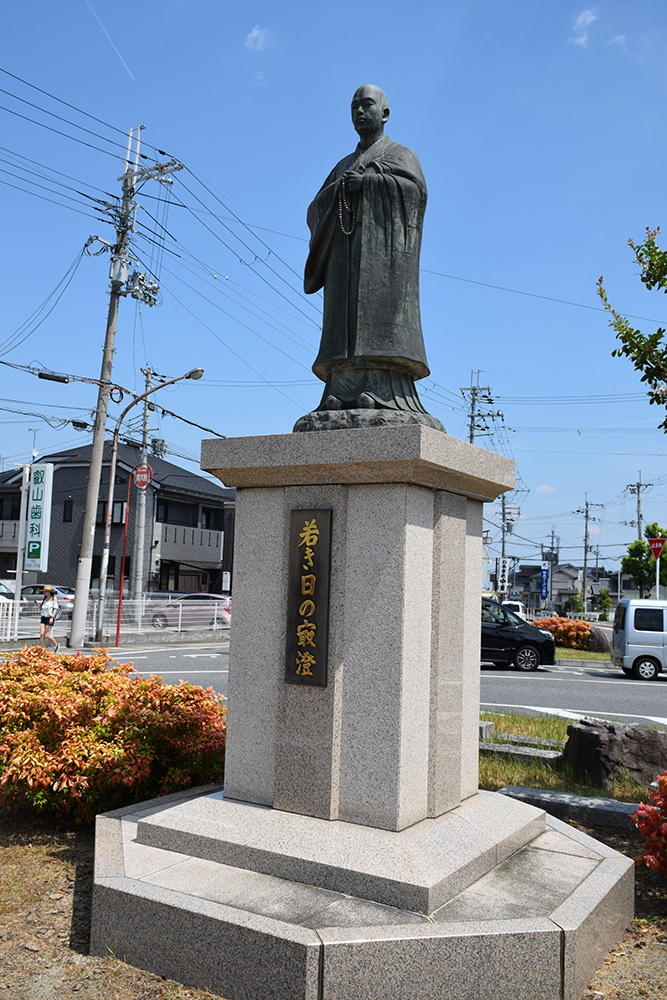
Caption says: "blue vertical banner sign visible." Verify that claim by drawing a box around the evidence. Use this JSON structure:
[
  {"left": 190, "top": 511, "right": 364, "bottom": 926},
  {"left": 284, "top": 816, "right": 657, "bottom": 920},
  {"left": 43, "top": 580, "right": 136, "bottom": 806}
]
[
  {"left": 540, "top": 561, "right": 549, "bottom": 600},
  {"left": 24, "top": 464, "right": 53, "bottom": 573}
]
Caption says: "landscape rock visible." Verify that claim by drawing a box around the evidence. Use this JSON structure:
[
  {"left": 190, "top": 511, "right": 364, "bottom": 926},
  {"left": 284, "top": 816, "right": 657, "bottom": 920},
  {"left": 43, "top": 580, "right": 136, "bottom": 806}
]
[
  {"left": 588, "top": 625, "right": 612, "bottom": 653},
  {"left": 563, "top": 719, "right": 667, "bottom": 787}
]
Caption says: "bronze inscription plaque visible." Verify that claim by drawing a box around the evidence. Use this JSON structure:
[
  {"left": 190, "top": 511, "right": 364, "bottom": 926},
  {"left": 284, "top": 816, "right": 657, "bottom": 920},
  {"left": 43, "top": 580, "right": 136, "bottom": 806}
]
[{"left": 285, "top": 509, "right": 331, "bottom": 687}]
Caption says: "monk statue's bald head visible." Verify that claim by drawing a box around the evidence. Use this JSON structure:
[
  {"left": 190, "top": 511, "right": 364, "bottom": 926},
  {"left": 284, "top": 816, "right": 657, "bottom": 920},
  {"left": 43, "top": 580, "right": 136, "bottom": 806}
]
[{"left": 351, "top": 85, "right": 390, "bottom": 143}]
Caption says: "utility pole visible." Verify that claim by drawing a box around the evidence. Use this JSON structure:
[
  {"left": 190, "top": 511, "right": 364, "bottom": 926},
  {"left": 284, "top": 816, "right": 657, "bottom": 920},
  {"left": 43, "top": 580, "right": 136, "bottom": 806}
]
[
  {"left": 131, "top": 365, "right": 154, "bottom": 598},
  {"left": 69, "top": 129, "right": 182, "bottom": 647},
  {"left": 625, "top": 471, "right": 652, "bottom": 540},
  {"left": 574, "top": 497, "right": 603, "bottom": 612},
  {"left": 543, "top": 526, "right": 558, "bottom": 610},
  {"left": 460, "top": 371, "right": 503, "bottom": 444}
]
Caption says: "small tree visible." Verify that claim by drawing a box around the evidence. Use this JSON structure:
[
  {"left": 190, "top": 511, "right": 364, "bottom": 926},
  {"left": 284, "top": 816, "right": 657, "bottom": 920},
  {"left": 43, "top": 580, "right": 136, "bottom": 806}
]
[
  {"left": 563, "top": 593, "right": 583, "bottom": 614},
  {"left": 596, "top": 587, "right": 611, "bottom": 620},
  {"left": 621, "top": 522, "right": 667, "bottom": 597},
  {"left": 598, "top": 228, "right": 667, "bottom": 430}
]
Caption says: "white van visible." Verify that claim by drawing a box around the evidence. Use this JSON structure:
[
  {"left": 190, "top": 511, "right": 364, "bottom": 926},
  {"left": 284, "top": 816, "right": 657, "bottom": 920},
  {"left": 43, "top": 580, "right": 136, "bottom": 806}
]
[
  {"left": 611, "top": 598, "right": 667, "bottom": 680},
  {"left": 502, "top": 600, "right": 527, "bottom": 620}
]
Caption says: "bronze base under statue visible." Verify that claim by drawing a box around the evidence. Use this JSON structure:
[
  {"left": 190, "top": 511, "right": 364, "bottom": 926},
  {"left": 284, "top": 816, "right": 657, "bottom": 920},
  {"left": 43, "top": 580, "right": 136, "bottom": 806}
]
[
  {"left": 293, "top": 407, "right": 445, "bottom": 432},
  {"left": 293, "top": 366, "right": 446, "bottom": 433}
]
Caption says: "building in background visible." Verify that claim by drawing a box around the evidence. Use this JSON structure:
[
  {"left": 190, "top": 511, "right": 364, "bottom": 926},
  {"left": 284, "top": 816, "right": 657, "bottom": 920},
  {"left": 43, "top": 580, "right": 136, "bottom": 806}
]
[{"left": 0, "top": 442, "right": 235, "bottom": 594}]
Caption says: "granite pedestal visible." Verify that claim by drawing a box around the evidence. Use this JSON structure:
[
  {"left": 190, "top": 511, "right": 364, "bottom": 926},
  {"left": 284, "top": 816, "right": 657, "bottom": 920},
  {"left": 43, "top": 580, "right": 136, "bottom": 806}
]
[{"left": 90, "top": 425, "right": 634, "bottom": 999}]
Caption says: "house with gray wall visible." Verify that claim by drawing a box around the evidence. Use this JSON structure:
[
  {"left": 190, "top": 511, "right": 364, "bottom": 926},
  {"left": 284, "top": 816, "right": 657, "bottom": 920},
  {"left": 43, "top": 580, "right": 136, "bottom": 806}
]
[{"left": 0, "top": 441, "right": 235, "bottom": 595}]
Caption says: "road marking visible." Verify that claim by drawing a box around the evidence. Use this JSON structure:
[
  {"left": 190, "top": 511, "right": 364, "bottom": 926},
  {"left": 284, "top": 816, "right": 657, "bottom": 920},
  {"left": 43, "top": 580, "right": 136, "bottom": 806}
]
[
  {"left": 480, "top": 701, "right": 667, "bottom": 727},
  {"left": 183, "top": 653, "right": 220, "bottom": 659},
  {"left": 483, "top": 671, "right": 663, "bottom": 687},
  {"left": 105, "top": 644, "right": 228, "bottom": 655},
  {"left": 149, "top": 670, "right": 228, "bottom": 676}
]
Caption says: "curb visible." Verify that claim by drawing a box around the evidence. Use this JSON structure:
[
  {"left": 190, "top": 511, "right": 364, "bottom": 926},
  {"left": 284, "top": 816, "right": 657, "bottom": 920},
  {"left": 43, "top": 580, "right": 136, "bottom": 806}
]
[
  {"left": 498, "top": 785, "right": 641, "bottom": 830},
  {"left": 555, "top": 657, "right": 612, "bottom": 669}
]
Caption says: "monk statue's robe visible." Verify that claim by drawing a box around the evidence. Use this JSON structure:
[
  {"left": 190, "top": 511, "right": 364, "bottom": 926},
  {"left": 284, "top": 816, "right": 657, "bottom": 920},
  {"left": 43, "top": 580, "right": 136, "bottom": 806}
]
[{"left": 303, "top": 133, "right": 434, "bottom": 417}]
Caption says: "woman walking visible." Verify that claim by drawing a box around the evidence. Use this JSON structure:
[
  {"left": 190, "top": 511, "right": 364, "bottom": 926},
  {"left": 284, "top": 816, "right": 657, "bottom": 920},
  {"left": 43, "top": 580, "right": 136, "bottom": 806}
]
[{"left": 39, "top": 585, "right": 60, "bottom": 653}]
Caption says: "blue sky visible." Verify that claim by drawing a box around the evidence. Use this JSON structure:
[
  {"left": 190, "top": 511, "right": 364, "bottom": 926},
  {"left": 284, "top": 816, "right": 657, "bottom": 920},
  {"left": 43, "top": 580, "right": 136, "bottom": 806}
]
[{"left": 2, "top": 1, "right": 667, "bottom": 577}]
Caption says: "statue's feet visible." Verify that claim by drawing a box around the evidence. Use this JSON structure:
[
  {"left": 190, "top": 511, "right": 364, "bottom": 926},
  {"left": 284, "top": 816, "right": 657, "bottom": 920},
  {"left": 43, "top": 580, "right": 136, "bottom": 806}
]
[
  {"left": 324, "top": 394, "right": 343, "bottom": 410},
  {"left": 356, "top": 392, "right": 376, "bottom": 409}
]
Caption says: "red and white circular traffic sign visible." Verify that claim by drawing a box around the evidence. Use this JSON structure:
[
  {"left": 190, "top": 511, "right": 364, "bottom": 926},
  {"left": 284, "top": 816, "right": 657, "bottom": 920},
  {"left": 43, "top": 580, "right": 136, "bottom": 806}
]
[{"left": 132, "top": 463, "right": 154, "bottom": 490}]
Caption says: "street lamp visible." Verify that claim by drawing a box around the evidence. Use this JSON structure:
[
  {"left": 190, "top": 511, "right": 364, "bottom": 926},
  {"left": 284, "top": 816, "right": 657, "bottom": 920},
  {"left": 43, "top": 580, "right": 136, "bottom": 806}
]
[{"left": 95, "top": 367, "right": 204, "bottom": 641}]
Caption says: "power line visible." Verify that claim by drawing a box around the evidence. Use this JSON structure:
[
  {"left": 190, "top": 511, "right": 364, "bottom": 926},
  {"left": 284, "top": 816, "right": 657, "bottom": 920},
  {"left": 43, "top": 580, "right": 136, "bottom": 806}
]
[
  {"left": 161, "top": 283, "right": 303, "bottom": 408},
  {"left": 0, "top": 175, "right": 105, "bottom": 222},
  {"left": 421, "top": 268, "right": 667, "bottom": 325},
  {"left": 0, "top": 242, "right": 90, "bottom": 356}
]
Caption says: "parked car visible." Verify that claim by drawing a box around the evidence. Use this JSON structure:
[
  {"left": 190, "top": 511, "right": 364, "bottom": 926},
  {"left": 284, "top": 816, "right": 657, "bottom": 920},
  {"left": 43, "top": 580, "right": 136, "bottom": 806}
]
[
  {"left": 482, "top": 598, "right": 555, "bottom": 671},
  {"left": 611, "top": 598, "right": 667, "bottom": 680},
  {"left": 20, "top": 584, "right": 76, "bottom": 618},
  {"left": 151, "top": 592, "right": 231, "bottom": 630},
  {"left": 0, "top": 583, "right": 13, "bottom": 601}
]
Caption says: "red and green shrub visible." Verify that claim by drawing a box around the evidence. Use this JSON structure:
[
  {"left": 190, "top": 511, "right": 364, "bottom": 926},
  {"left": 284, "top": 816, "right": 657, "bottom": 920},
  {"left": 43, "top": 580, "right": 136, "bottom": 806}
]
[
  {"left": 633, "top": 771, "right": 667, "bottom": 877},
  {"left": 532, "top": 616, "right": 592, "bottom": 650},
  {"left": 0, "top": 646, "right": 226, "bottom": 823}
]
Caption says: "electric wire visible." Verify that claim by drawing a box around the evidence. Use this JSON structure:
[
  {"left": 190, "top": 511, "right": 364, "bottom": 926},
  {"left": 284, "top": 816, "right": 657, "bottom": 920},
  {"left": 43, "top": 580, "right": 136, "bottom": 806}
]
[
  {"left": 156, "top": 262, "right": 313, "bottom": 375},
  {"left": 173, "top": 174, "right": 320, "bottom": 323},
  {"left": 0, "top": 244, "right": 89, "bottom": 356},
  {"left": 0, "top": 84, "right": 130, "bottom": 157},
  {"left": 0, "top": 163, "right": 109, "bottom": 211},
  {"left": 180, "top": 166, "right": 310, "bottom": 286},
  {"left": 160, "top": 282, "right": 303, "bottom": 408},
  {"left": 0, "top": 145, "right": 115, "bottom": 199},
  {"left": 0, "top": 175, "right": 105, "bottom": 222},
  {"left": 134, "top": 214, "right": 317, "bottom": 339},
  {"left": 136, "top": 242, "right": 316, "bottom": 354}
]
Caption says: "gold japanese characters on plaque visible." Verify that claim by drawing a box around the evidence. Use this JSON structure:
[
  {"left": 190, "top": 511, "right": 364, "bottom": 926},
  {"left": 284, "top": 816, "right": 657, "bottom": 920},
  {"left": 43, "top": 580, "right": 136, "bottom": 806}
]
[{"left": 285, "top": 509, "right": 332, "bottom": 687}]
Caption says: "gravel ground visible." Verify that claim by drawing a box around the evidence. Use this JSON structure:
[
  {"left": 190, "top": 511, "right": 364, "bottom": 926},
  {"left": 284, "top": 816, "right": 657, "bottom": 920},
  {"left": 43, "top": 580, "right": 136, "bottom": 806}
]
[{"left": 1, "top": 809, "right": 665, "bottom": 999}]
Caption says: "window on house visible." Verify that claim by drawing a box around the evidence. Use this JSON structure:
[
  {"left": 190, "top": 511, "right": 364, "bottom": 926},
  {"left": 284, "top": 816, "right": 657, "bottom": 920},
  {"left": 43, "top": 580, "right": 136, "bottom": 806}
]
[
  {"left": 91, "top": 555, "right": 116, "bottom": 587},
  {"left": 63, "top": 497, "right": 73, "bottom": 522},
  {"left": 1, "top": 496, "right": 20, "bottom": 520},
  {"left": 156, "top": 501, "right": 168, "bottom": 523},
  {"left": 96, "top": 501, "right": 126, "bottom": 524}
]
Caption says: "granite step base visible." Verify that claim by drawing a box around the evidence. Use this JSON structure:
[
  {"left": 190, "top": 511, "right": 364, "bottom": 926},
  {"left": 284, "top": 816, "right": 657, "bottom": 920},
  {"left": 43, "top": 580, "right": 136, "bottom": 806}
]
[{"left": 90, "top": 786, "right": 634, "bottom": 1000}]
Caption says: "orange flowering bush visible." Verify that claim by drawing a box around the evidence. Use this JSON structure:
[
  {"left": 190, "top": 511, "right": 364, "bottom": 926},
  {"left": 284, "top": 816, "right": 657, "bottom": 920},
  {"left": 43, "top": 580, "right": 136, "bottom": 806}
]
[
  {"left": 532, "top": 617, "right": 592, "bottom": 650},
  {"left": 0, "top": 646, "right": 226, "bottom": 823},
  {"left": 632, "top": 771, "right": 667, "bottom": 877}
]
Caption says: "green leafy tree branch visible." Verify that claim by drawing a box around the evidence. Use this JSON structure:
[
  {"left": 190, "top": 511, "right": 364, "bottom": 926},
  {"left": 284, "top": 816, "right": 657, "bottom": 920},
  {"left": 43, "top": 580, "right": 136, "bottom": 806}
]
[
  {"left": 621, "top": 522, "right": 667, "bottom": 597},
  {"left": 597, "top": 227, "right": 667, "bottom": 431}
]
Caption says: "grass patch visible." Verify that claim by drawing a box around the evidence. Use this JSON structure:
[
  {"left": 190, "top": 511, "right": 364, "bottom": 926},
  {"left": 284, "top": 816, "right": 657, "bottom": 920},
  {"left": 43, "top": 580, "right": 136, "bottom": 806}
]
[
  {"left": 556, "top": 647, "right": 610, "bottom": 661},
  {"left": 481, "top": 710, "right": 570, "bottom": 741},
  {"left": 479, "top": 710, "right": 650, "bottom": 803}
]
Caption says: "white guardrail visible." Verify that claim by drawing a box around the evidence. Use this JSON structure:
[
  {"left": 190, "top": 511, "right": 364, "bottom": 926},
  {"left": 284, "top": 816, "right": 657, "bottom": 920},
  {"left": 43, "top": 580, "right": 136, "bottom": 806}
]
[{"left": 0, "top": 596, "right": 230, "bottom": 643}]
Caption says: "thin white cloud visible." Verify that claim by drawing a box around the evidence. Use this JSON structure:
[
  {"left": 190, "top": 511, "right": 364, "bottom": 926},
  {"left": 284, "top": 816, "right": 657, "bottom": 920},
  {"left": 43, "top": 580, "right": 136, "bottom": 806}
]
[
  {"left": 244, "top": 25, "right": 273, "bottom": 53},
  {"left": 537, "top": 484, "right": 557, "bottom": 495},
  {"left": 570, "top": 8, "right": 599, "bottom": 47},
  {"left": 608, "top": 34, "right": 627, "bottom": 51}
]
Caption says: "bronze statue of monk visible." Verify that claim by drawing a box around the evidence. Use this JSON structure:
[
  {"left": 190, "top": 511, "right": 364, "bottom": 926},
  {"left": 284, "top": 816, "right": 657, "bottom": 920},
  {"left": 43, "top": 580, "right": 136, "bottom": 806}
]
[{"left": 294, "top": 84, "right": 444, "bottom": 432}]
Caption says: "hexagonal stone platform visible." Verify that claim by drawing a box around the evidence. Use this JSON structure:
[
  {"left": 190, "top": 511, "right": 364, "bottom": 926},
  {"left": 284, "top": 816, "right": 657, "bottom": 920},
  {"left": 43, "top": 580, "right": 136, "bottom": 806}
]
[{"left": 90, "top": 786, "right": 634, "bottom": 1000}]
